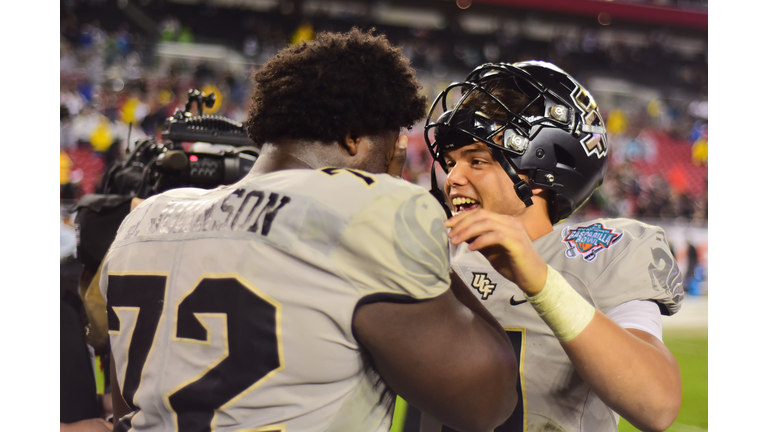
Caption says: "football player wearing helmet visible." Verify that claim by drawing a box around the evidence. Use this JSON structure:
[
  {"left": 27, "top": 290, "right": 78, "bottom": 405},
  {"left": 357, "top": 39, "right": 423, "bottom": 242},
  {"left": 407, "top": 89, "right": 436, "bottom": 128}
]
[
  {"left": 423, "top": 61, "right": 684, "bottom": 432},
  {"left": 102, "top": 29, "right": 518, "bottom": 432}
]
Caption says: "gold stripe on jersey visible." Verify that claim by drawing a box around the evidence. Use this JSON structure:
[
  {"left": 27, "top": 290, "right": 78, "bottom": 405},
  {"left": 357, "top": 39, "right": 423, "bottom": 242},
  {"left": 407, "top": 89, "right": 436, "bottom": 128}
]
[
  {"left": 503, "top": 326, "right": 528, "bottom": 432},
  {"left": 171, "top": 312, "right": 220, "bottom": 345}
]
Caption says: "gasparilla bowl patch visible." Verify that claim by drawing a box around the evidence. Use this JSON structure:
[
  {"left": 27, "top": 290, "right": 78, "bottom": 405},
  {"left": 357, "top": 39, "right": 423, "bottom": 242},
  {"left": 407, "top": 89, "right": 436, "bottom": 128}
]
[{"left": 561, "top": 223, "right": 623, "bottom": 262}]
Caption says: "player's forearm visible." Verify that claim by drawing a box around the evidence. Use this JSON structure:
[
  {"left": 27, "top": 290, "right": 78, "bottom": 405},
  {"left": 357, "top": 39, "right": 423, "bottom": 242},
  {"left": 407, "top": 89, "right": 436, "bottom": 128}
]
[
  {"left": 426, "top": 317, "right": 519, "bottom": 432},
  {"left": 412, "top": 294, "right": 519, "bottom": 430},
  {"left": 355, "top": 288, "right": 518, "bottom": 432},
  {"left": 442, "top": 272, "right": 519, "bottom": 430},
  {"left": 561, "top": 312, "right": 681, "bottom": 432}
]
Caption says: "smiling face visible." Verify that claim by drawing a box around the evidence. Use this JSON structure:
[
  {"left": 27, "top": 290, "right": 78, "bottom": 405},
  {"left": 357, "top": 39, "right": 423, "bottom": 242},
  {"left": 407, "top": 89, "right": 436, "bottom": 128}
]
[{"left": 443, "top": 141, "right": 530, "bottom": 217}]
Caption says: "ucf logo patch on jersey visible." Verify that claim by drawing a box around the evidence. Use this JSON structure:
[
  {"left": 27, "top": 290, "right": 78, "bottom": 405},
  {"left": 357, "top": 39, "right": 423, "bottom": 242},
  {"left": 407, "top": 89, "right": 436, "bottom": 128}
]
[{"left": 471, "top": 272, "right": 497, "bottom": 300}]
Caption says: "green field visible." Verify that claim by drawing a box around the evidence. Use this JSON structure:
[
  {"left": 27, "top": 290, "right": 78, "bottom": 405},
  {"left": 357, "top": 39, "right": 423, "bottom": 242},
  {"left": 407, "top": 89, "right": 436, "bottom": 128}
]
[
  {"left": 389, "top": 327, "right": 708, "bottom": 432},
  {"left": 619, "top": 328, "right": 708, "bottom": 432},
  {"left": 94, "top": 327, "right": 707, "bottom": 432}
]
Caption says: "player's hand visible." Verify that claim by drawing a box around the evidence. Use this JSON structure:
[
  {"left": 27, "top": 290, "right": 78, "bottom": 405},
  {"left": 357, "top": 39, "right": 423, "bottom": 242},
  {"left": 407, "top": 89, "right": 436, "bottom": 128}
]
[
  {"left": 60, "top": 418, "right": 114, "bottom": 432},
  {"left": 130, "top": 197, "right": 145, "bottom": 211},
  {"left": 101, "top": 392, "right": 113, "bottom": 418},
  {"left": 445, "top": 208, "right": 547, "bottom": 296},
  {"left": 386, "top": 135, "right": 409, "bottom": 178}
]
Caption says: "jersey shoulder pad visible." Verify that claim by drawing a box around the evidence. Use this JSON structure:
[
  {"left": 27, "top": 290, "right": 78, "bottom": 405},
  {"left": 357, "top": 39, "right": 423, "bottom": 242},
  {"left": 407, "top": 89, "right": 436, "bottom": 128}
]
[
  {"left": 330, "top": 177, "right": 451, "bottom": 302},
  {"left": 546, "top": 218, "right": 684, "bottom": 315},
  {"left": 156, "top": 186, "right": 210, "bottom": 199},
  {"left": 266, "top": 169, "right": 451, "bottom": 300}
]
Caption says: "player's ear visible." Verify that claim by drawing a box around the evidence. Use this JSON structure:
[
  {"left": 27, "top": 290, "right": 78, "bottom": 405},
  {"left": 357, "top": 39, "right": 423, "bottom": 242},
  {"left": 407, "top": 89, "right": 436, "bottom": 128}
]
[{"left": 341, "top": 132, "right": 362, "bottom": 156}]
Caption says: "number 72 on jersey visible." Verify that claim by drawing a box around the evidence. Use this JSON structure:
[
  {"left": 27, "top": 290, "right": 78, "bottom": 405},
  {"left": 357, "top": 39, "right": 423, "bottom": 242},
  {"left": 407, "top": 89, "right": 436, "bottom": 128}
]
[{"left": 107, "top": 273, "right": 284, "bottom": 432}]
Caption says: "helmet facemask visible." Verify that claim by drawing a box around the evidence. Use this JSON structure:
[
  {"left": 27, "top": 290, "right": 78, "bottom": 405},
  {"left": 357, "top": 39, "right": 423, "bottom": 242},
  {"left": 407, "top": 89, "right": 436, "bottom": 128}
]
[{"left": 425, "top": 62, "right": 608, "bottom": 224}]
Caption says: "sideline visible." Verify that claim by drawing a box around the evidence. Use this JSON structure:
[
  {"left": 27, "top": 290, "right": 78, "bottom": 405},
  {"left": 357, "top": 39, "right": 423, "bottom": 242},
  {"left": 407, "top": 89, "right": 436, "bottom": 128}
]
[{"left": 662, "top": 295, "right": 707, "bottom": 330}]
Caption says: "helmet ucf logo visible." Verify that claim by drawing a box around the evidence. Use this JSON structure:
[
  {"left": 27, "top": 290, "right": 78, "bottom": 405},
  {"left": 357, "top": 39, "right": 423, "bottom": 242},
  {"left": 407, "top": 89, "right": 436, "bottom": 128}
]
[{"left": 571, "top": 84, "right": 607, "bottom": 159}]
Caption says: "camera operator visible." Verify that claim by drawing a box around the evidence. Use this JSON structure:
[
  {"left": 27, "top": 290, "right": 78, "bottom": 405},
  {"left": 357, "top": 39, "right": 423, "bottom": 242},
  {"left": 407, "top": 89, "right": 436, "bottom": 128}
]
[{"left": 61, "top": 208, "right": 113, "bottom": 431}]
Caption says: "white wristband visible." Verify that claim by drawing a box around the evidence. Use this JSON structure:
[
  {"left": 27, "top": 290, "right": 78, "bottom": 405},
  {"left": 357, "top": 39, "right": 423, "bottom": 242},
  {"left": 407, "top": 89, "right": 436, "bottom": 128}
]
[{"left": 525, "top": 265, "right": 595, "bottom": 342}]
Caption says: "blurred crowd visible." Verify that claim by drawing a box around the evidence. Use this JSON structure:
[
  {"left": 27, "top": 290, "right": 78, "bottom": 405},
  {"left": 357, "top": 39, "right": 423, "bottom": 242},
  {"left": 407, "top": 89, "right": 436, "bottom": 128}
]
[
  {"left": 59, "top": 0, "right": 708, "bottom": 224},
  {"left": 59, "top": 2, "right": 707, "bottom": 428}
]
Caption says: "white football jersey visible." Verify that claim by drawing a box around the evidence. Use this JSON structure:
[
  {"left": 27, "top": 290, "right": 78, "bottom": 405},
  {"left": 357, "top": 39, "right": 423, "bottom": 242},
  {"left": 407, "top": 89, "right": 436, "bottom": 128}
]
[
  {"left": 100, "top": 167, "right": 451, "bottom": 432},
  {"left": 446, "top": 218, "right": 683, "bottom": 432}
]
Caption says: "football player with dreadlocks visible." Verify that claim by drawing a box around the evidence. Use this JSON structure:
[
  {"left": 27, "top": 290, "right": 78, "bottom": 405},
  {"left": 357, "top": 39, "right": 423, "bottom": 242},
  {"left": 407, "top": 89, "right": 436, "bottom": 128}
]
[{"left": 423, "top": 61, "right": 684, "bottom": 432}]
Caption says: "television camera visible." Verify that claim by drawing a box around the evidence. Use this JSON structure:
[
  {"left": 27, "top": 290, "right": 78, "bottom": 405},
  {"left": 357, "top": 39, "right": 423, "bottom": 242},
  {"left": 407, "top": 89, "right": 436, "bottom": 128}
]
[
  {"left": 101, "top": 88, "right": 258, "bottom": 198},
  {"left": 72, "top": 89, "right": 258, "bottom": 275}
]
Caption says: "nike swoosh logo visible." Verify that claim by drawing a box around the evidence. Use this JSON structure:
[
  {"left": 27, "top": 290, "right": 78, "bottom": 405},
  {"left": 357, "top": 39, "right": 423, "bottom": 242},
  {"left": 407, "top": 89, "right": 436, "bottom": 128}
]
[{"left": 509, "top": 295, "right": 528, "bottom": 306}]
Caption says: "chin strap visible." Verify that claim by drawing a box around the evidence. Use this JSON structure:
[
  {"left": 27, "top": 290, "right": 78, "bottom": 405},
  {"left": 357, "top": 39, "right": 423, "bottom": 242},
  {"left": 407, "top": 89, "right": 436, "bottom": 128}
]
[
  {"left": 486, "top": 145, "right": 534, "bottom": 207},
  {"left": 429, "top": 160, "right": 454, "bottom": 219}
]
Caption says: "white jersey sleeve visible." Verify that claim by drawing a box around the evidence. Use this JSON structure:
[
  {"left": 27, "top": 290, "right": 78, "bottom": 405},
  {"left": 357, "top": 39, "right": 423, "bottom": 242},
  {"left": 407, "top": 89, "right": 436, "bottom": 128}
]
[
  {"left": 330, "top": 185, "right": 451, "bottom": 303},
  {"left": 605, "top": 300, "right": 663, "bottom": 342},
  {"left": 543, "top": 218, "right": 684, "bottom": 316}
]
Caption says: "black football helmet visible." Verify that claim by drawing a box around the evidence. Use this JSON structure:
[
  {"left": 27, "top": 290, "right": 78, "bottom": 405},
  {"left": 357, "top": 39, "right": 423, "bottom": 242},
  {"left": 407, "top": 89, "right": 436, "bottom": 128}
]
[{"left": 424, "top": 60, "right": 609, "bottom": 224}]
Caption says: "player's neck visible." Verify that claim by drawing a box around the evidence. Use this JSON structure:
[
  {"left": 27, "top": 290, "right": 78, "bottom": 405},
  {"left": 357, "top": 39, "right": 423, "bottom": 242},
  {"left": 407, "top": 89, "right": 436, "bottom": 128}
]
[
  {"left": 250, "top": 140, "right": 348, "bottom": 175},
  {"left": 518, "top": 196, "right": 554, "bottom": 242}
]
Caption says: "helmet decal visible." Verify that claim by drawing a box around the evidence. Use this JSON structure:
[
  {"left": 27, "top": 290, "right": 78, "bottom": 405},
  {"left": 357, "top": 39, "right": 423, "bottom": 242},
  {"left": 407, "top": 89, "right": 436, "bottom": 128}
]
[{"left": 569, "top": 83, "right": 607, "bottom": 159}]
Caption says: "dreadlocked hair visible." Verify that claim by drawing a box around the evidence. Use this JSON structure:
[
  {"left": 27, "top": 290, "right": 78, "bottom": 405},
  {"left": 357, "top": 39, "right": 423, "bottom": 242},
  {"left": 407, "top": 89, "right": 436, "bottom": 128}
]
[{"left": 246, "top": 27, "right": 428, "bottom": 147}]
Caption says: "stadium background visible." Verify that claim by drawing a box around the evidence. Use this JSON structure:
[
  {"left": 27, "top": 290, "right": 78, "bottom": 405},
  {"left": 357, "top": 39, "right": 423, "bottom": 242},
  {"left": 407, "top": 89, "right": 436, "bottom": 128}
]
[{"left": 59, "top": 0, "right": 708, "bottom": 431}]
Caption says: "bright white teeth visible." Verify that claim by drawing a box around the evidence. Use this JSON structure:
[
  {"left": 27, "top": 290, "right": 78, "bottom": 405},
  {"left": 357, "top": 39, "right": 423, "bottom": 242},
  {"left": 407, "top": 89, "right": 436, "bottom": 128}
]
[{"left": 452, "top": 197, "right": 477, "bottom": 206}]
